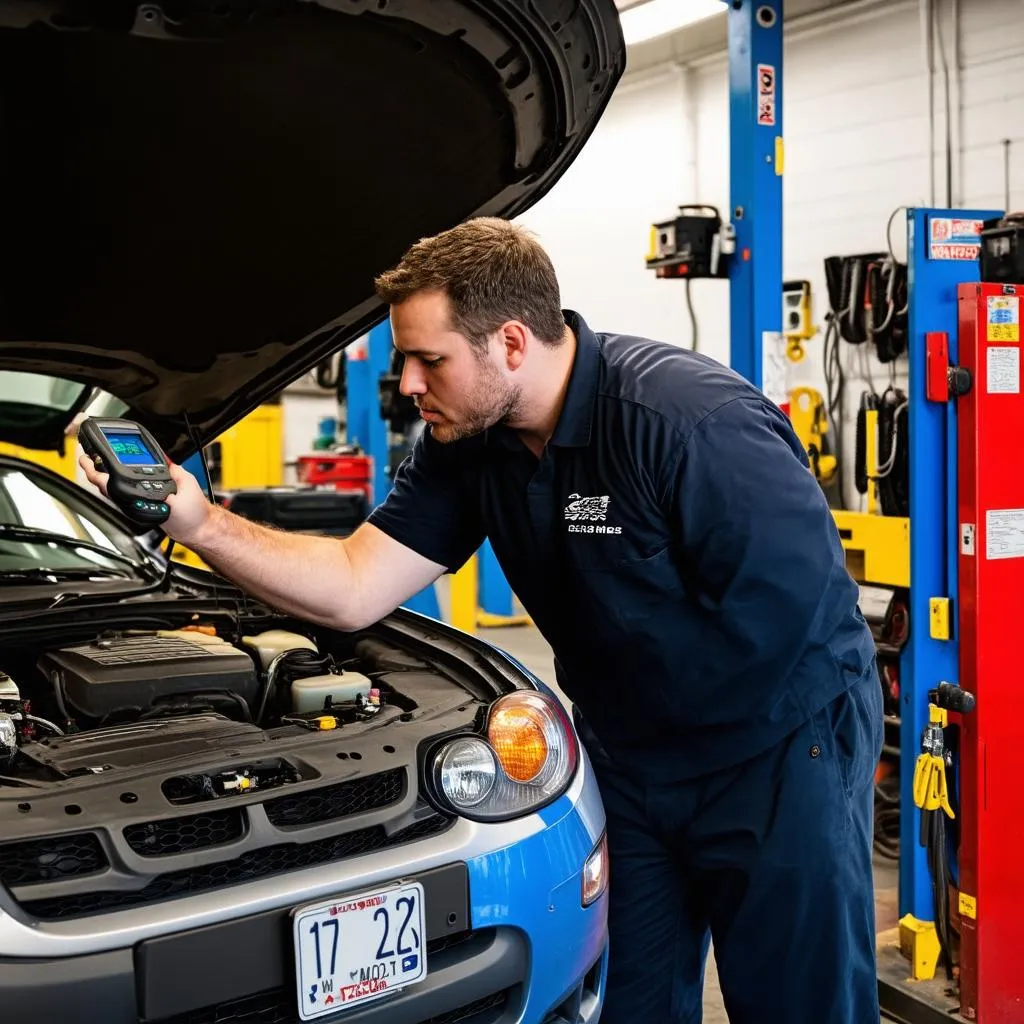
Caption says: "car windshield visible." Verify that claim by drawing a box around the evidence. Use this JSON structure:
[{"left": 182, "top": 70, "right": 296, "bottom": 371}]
[
  {"left": 0, "top": 371, "right": 129, "bottom": 440},
  {"left": 0, "top": 371, "right": 89, "bottom": 412},
  {"left": 0, "top": 372, "right": 130, "bottom": 415},
  {"left": 0, "top": 464, "right": 145, "bottom": 577}
]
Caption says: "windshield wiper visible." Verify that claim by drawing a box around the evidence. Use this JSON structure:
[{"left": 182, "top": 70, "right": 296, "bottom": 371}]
[{"left": 0, "top": 525, "right": 144, "bottom": 571}]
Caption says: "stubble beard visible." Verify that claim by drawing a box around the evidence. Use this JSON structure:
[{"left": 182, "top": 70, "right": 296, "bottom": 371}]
[{"left": 429, "top": 361, "right": 522, "bottom": 444}]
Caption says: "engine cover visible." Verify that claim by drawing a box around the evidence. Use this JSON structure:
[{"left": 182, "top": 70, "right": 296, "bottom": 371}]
[
  {"left": 19, "top": 714, "right": 265, "bottom": 775},
  {"left": 38, "top": 635, "right": 259, "bottom": 720}
]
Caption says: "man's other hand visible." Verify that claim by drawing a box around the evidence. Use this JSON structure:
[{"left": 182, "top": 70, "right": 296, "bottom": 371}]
[{"left": 78, "top": 451, "right": 213, "bottom": 546}]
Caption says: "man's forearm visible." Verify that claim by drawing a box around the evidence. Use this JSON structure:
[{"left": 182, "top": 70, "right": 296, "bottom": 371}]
[{"left": 184, "top": 504, "right": 358, "bottom": 628}]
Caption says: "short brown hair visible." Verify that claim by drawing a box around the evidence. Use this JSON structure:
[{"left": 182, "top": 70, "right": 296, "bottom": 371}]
[{"left": 374, "top": 217, "right": 566, "bottom": 349}]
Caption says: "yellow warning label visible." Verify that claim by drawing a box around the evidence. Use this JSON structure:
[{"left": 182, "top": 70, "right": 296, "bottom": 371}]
[
  {"left": 959, "top": 892, "right": 977, "bottom": 919},
  {"left": 987, "top": 296, "right": 1019, "bottom": 342},
  {"left": 929, "top": 597, "right": 950, "bottom": 640}
]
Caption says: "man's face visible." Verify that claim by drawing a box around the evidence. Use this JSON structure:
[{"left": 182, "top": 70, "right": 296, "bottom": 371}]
[{"left": 391, "top": 290, "right": 520, "bottom": 443}]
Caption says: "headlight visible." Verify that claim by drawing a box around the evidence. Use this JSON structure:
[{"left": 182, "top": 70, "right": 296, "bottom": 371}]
[
  {"left": 432, "top": 691, "right": 579, "bottom": 821},
  {"left": 438, "top": 738, "right": 497, "bottom": 807}
]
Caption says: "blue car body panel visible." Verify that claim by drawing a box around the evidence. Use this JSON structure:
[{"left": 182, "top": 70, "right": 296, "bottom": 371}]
[
  {"left": 464, "top": 640, "right": 609, "bottom": 1023},
  {"left": 467, "top": 789, "right": 608, "bottom": 1021}
]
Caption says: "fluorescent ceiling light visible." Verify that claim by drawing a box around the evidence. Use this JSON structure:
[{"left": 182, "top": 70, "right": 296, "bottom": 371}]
[{"left": 619, "top": 0, "right": 727, "bottom": 45}]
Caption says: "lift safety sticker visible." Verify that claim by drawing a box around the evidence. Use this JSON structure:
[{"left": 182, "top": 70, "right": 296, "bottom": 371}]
[
  {"left": 959, "top": 892, "right": 977, "bottom": 920},
  {"left": 757, "top": 64, "right": 776, "bottom": 127},
  {"left": 986, "top": 345, "right": 1019, "bottom": 394},
  {"left": 985, "top": 509, "right": 1024, "bottom": 560},
  {"left": 928, "top": 217, "right": 984, "bottom": 260},
  {"left": 987, "top": 295, "right": 1019, "bottom": 342}
]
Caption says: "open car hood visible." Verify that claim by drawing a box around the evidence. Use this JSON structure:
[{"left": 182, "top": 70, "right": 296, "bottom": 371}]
[{"left": 0, "top": 0, "right": 624, "bottom": 459}]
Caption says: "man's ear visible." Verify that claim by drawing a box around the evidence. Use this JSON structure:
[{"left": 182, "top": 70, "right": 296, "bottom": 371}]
[{"left": 499, "top": 320, "right": 529, "bottom": 370}]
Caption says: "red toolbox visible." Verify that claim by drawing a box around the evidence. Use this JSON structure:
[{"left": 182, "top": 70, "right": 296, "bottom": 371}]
[{"left": 295, "top": 451, "right": 373, "bottom": 501}]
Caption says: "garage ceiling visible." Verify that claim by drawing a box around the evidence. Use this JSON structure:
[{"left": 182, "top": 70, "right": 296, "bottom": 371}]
[{"left": 614, "top": 0, "right": 870, "bottom": 73}]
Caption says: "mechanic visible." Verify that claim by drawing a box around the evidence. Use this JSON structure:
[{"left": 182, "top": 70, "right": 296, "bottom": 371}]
[{"left": 81, "top": 217, "right": 883, "bottom": 1024}]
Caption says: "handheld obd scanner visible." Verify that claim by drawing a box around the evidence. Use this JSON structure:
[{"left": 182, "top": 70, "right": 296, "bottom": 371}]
[{"left": 78, "top": 417, "right": 177, "bottom": 526}]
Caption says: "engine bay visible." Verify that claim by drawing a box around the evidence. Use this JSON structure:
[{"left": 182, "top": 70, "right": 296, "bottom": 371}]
[{"left": 0, "top": 619, "right": 480, "bottom": 789}]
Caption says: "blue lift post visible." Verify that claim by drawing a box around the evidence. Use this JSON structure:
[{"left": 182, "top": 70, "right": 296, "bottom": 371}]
[
  {"left": 478, "top": 540, "right": 517, "bottom": 620},
  {"left": 728, "top": 0, "right": 784, "bottom": 393},
  {"left": 900, "top": 207, "right": 1000, "bottom": 930},
  {"left": 345, "top": 320, "right": 393, "bottom": 509}
]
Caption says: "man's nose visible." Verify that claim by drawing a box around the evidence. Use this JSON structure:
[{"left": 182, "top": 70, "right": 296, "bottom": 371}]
[{"left": 400, "top": 361, "right": 426, "bottom": 396}]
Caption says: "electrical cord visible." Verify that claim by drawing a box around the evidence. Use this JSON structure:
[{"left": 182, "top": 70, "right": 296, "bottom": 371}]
[
  {"left": 821, "top": 314, "right": 847, "bottom": 504},
  {"left": 932, "top": 0, "right": 954, "bottom": 208},
  {"left": 160, "top": 538, "right": 176, "bottom": 593},
  {"left": 685, "top": 277, "right": 699, "bottom": 352},
  {"left": 923, "top": 804, "right": 957, "bottom": 979},
  {"left": 873, "top": 391, "right": 910, "bottom": 517},
  {"left": 315, "top": 355, "right": 340, "bottom": 390},
  {"left": 886, "top": 205, "right": 911, "bottom": 270},
  {"left": 872, "top": 400, "right": 909, "bottom": 479},
  {"left": 821, "top": 206, "right": 912, "bottom": 509},
  {"left": 918, "top": 710, "right": 962, "bottom": 982},
  {"left": 14, "top": 712, "right": 64, "bottom": 737},
  {"left": 183, "top": 411, "right": 215, "bottom": 500},
  {"left": 857, "top": 344, "right": 877, "bottom": 398}
]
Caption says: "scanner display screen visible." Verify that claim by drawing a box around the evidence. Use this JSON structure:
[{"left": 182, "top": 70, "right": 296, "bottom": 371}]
[{"left": 102, "top": 430, "right": 160, "bottom": 466}]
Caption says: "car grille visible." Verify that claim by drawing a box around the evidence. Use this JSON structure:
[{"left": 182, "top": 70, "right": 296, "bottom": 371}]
[
  {"left": 0, "top": 832, "right": 107, "bottom": 886},
  {"left": 2, "top": 768, "right": 453, "bottom": 920},
  {"left": 263, "top": 767, "right": 404, "bottom": 827},
  {"left": 21, "top": 814, "right": 453, "bottom": 919},
  {"left": 125, "top": 809, "right": 246, "bottom": 857}
]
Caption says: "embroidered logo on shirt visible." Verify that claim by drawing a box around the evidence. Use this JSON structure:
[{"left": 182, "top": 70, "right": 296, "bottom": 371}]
[
  {"left": 564, "top": 493, "right": 622, "bottom": 534},
  {"left": 564, "top": 493, "right": 609, "bottom": 521}
]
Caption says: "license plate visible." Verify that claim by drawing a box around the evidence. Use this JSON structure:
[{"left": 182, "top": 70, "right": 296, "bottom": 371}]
[{"left": 292, "top": 880, "right": 427, "bottom": 1020}]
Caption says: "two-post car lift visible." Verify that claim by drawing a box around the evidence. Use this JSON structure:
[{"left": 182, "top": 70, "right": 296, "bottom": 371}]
[{"left": 720, "top": 3, "right": 1023, "bottom": 1021}]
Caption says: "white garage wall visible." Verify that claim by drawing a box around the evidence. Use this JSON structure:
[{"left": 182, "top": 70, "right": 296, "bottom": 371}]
[
  {"left": 515, "top": 63, "right": 698, "bottom": 348},
  {"left": 518, "top": 0, "right": 1024, "bottom": 507},
  {"left": 281, "top": 392, "right": 339, "bottom": 484}
]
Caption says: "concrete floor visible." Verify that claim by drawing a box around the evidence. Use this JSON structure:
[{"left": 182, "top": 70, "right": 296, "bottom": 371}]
[{"left": 481, "top": 622, "right": 901, "bottom": 1023}]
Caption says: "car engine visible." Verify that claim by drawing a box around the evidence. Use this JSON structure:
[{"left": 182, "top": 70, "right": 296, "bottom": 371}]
[
  {"left": 0, "top": 626, "right": 435, "bottom": 784},
  {"left": 0, "top": 614, "right": 492, "bottom": 938},
  {"left": 38, "top": 632, "right": 262, "bottom": 721}
]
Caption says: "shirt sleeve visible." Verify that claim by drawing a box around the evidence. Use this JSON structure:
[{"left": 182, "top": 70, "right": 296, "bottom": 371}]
[
  {"left": 366, "top": 429, "right": 486, "bottom": 573},
  {"left": 664, "top": 395, "right": 861, "bottom": 682}
]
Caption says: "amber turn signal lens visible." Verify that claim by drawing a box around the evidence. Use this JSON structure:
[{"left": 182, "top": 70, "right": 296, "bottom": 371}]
[{"left": 488, "top": 701, "right": 550, "bottom": 783}]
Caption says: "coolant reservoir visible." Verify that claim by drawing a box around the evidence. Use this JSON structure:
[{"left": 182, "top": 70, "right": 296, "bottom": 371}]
[
  {"left": 241, "top": 630, "right": 318, "bottom": 669},
  {"left": 292, "top": 670, "right": 373, "bottom": 713}
]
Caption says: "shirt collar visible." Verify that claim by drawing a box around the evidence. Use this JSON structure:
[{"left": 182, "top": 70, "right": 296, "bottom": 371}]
[
  {"left": 487, "top": 309, "right": 600, "bottom": 451},
  {"left": 549, "top": 309, "right": 600, "bottom": 448}
]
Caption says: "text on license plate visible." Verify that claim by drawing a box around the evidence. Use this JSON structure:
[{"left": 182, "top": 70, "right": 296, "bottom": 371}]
[{"left": 292, "top": 880, "right": 427, "bottom": 1020}]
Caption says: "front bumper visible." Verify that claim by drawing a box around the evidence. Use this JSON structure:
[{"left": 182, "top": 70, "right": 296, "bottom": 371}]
[{"left": 0, "top": 790, "right": 607, "bottom": 1024}]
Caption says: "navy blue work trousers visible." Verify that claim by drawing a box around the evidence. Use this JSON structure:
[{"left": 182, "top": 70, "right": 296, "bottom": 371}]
[{"left": 580, "top": 671, "right": 883, "bottom": 1024}]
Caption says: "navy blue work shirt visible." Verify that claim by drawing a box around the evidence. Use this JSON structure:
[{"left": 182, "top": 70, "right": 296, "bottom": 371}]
[{"left": 368, "top": 311, "right": 876, "bottom": 780}]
